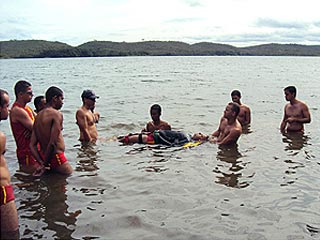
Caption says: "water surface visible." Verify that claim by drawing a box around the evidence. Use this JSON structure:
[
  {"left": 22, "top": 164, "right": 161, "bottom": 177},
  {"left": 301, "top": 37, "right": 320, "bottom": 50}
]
[{"left": 0, "top": 56, "right": 319, "bottom": 239}]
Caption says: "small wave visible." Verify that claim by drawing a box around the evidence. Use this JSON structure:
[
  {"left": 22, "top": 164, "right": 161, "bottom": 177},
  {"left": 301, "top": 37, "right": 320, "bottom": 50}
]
[{"left": 109, "top": 122, "right": 141, "bottom": 131}]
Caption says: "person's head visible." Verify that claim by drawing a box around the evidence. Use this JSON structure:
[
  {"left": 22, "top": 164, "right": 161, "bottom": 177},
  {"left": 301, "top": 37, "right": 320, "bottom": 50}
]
[
  {"left": 284, "top": 86, "right": 297, "bottom": 101},
  {"left": 45, "top": 86, "right": 64, "bottom": 110},
  {"left": 14, "top": 80, "right": 33, "bottom": 103},
  {"left": 224, "top": 102, "right": 240, "bottom": 120},
  {"left": 150, "top": 104, "right": 162, "bottom": 122},
  {"left": 231, "top": 90, "right": 241, "bottom": 104},
  {"left": 81, "top": 90, "right": 99, "bottom": 111},
  {"left": 0, "top": 89, "right": 10, "bottom": 121},
  {"left": 34, "top": 95, "right": 46, "bottom": 113},
  {"left": 192, "top": 132, "right": 208, "bottom": 141}
]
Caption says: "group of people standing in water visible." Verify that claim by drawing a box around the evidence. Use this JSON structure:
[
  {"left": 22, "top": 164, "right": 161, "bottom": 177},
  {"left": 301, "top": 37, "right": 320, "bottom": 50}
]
[{"left": 0, "top": 79, "right": 311, "bottom": 239}]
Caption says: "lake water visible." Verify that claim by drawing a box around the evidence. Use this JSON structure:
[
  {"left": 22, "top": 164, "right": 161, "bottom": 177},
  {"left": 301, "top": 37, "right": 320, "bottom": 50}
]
[{"left": 0, "top": 56, "right": 319, "bottom": 239}]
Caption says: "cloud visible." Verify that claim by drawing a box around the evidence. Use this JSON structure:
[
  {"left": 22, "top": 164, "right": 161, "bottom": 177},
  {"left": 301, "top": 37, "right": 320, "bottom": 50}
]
[
  {"left": 165, "top": 17, "right": 204, "bottom": 24},
  {"left": 181, "top": 0, "right": 203, "bottom": 7},
  {"left": 255, "top": 18, "right": 309, "bottom": 30}
]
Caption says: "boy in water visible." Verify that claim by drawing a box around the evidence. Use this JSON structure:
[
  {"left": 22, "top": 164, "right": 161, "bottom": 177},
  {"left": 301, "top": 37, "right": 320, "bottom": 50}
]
[{"left": 142, "top": 104, "right": 171, "bottom": 133}]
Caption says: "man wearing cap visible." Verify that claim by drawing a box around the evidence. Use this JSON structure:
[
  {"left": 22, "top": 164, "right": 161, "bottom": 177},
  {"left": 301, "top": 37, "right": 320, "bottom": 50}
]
[{"left": 76, "top": 90, "right": 100, "bottom": 143}]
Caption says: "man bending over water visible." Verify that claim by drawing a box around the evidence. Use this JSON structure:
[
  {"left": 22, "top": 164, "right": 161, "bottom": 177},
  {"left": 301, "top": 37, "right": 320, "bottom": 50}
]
[
  {"left": 30, "top": 86, "right": 73, "bottom": 175},
  {"left": 280, "top": 86, "right": 311, "bottom": 133}
]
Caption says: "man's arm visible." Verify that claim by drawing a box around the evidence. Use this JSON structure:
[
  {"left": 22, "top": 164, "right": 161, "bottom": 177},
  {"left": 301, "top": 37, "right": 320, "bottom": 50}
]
[
  {"left": 29, "top": 127, "right": 44, "bottom": 166},
  {"left": 216, "top": 129, "right": 241, "bottom": 145},
  {"left": 0, "top": 132, "right": 6, "bottom": 157},
  {"left": 44, "top": 114, "right": 62, "bottom": 165},
  {"left": 212, "top": 117, "right": 224, "bottom": 137},
  {"left": 12, "top": 107, "right": 34, "bottom": 131},
  {"left": 245, "top": 107, "right": 251, "bottom": 125},
  {"left": 76, "top": 110, "right": 92, "bottom": 142},
  {"left": 280, "top": 106, "right": 288, "bottom": 133}
]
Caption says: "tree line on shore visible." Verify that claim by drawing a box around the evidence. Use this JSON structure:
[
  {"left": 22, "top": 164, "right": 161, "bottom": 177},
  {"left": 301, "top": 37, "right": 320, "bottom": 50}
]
[{"left": 1, "top": 40, "right": 320, "bottom": 58}]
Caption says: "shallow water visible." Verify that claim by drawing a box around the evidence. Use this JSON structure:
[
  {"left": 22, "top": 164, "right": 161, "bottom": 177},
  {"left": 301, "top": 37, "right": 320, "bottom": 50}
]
[{"left": 0, "top": 56, "right": 319, "bottom": 239}]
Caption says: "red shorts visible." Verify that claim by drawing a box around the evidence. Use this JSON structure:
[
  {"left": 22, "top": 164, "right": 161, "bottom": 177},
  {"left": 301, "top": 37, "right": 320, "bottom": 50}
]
[
  {"left": 17, "top": 149, "right": 38, "bottom": 166},
  {"left": 0, "top": 185, "right": 15, "bottom": 206},
  {"left": 146, "top": 133, "right": 155, "bottom": 144},
  {"left": 42, "top": 152, "right": 68, "bottom": 170}
]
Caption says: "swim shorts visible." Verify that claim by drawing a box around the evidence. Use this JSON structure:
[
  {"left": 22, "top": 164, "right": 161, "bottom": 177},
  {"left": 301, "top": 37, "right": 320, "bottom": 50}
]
[
  {"left": 49, "top": 152, "right": 68, "bottom": 169},
  {"left": 17, "top": 149, "right": 38, "bottom": 166},
  {"left": 0, "top": 185, "right": 15, "bottom": 206}
]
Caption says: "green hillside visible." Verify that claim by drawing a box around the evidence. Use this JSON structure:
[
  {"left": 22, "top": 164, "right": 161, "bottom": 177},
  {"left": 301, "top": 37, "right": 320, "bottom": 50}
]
[{"left": 1, "top": 40, "right": 320, "bottom": 58}]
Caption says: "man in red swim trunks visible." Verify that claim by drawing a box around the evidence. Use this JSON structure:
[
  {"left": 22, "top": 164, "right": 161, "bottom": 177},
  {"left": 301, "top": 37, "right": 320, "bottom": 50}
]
[
  {"left": 30, "top": 86, "right": 73, "bottom": 175},
  {"left": 0, "top": 89, "right": 19, "bottom": 239},
  {"left": 10, "top": 80, "right": 41, "bottom": 173}
]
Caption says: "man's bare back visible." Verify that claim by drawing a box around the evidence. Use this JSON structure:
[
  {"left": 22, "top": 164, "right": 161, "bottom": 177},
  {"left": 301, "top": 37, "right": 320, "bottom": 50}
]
[
  {"left": 34, "top": 107, "right": 65, "bottom": 154},
  {"left": 30, "top": 86, "right": 72, "bottom": 175}
]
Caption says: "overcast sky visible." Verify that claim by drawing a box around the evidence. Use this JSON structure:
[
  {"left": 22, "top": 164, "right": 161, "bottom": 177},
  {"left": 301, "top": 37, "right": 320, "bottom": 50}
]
[{"left": 1, "top": 0, "right": 320, "bottom": 47}]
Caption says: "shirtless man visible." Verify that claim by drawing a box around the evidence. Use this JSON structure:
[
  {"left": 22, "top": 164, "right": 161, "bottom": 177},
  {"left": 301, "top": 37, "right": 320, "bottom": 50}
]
[
  {"left": 76, "top": 90, "right": 100, "bottom": 143},
  {"left": 211, "top": 102, "right": 242, "bottom": 145},
  {"left": 280, "top": 86, "right": 311, "bottom": 133},
  {"left": 30, "top": 86, "right": 73, "bottom": 175},
  {"left": 231, "top": 90, "right": 251, "bottom": 126},
  {"left": 0, "top": 89, "right": 19, "bottom": 239},
  {"left": 10, "top": 80, "right": 40, "bottom": 173},
  {"left": 142, "top": 104, "right": 171, "bottom": 133}
]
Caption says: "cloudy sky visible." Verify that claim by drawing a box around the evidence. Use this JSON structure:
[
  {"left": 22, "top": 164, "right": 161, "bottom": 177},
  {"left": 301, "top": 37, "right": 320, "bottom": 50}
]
[{"left": 1, "top": 0, "right": 320, "bottom": 47}]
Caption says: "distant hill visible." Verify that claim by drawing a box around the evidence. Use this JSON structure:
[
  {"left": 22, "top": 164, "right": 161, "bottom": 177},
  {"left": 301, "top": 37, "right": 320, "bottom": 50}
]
[
  {"left": 1, "top": 40, "right": 320, "bottom": 58},
  {"left": 240, "top": 43, "right": 320, "bottom": 56}
]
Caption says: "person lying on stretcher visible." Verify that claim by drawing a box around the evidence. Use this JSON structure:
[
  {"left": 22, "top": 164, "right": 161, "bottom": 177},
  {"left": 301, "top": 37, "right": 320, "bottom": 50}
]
[{"left": 118, "top": 130, "right": 209, "bottom": 147}]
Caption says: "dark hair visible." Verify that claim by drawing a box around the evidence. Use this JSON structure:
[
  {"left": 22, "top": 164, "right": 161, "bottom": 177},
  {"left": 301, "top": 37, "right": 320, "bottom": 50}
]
[
  {"left": 150, "top": 104, "right": 162, "bottom": 115},
  {"left": 229, "top": 102, "right": 240, "bottom": 116},
  {"left": 34, "top": 95, "right": 45, "bottom": 112},
  {"left": 284, "top": 86, "right": 297, "bottom": 96},
  {"left": 0, "top": 89, "right": 9, "bottom": 107},
  {"left": 45, "top": 86, "right": 63, "bottom": 103},
  {"left": 231, "top": 90, "right": 241, "bottom": 97},
  {"left": 14, "top": 80, "right": 31, "bottom": 97}
]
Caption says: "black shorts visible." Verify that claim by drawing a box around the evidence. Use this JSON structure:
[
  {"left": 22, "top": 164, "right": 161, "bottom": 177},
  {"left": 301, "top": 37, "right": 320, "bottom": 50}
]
[{"left": 154, "top": 130, "right": 189, "bottom": 146}]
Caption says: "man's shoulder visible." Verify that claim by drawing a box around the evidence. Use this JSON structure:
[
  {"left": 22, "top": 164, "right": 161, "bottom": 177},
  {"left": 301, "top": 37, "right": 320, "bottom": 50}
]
[
  {"left": 297, "top": 99, "right": 309, "bottom": 108},
  {"left": 0, "top": 131, "right": 5, "bottom": 141},
  {"left": 160, "top": 120, "right": 170, "bottom": 126},
  {"left": 241, "top": 104, "right": 251, "bottom": 111},
  {"left": 76, "top": 107, "right": 87, "bottom": 116}
]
